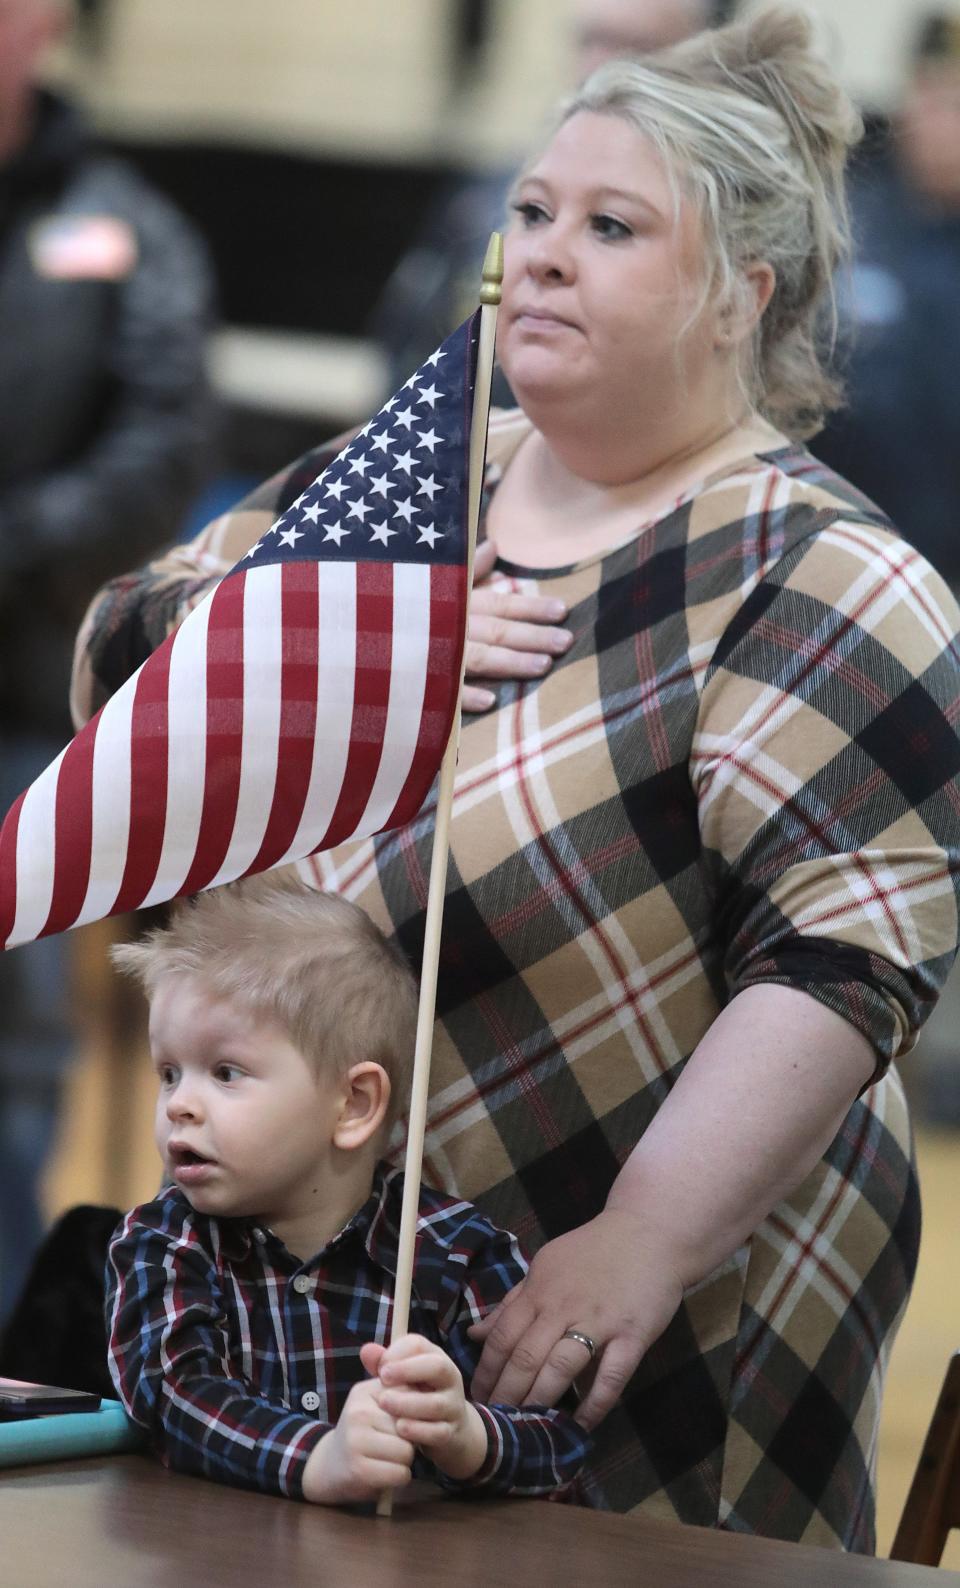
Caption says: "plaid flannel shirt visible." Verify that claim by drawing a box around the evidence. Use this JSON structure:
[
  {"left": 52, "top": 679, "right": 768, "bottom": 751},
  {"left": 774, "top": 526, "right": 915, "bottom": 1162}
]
[{"left": 106, "top": 1164, "right": 588, "bottom": 1500}]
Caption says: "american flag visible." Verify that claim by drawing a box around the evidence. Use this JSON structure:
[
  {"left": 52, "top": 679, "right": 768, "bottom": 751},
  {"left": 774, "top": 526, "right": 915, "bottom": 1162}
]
[{"left": 0, "top": 313, "right": 481, "bottom": 951}]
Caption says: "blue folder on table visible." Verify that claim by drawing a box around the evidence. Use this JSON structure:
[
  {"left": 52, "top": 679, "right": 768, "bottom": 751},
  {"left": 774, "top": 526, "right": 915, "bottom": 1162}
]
[{"left": 0, "top": 1400, "right": 145, "bottom": 1469}]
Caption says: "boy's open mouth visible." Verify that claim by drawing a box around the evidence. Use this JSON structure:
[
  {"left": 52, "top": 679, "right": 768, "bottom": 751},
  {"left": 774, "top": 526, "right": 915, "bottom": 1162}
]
[{"left": 168, "top": 1143, "right": 213, "bottom": 1167}]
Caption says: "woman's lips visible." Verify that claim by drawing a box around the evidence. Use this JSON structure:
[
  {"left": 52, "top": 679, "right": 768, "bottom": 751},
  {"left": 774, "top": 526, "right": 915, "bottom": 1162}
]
[{"left": 512, "top": 306, "right": 578, "bottom": 332}]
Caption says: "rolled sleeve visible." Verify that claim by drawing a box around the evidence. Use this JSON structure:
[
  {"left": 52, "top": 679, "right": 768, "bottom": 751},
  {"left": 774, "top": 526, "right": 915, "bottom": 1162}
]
[{"left": 694, "top": 520, "right": 960, "bottom": 1069}]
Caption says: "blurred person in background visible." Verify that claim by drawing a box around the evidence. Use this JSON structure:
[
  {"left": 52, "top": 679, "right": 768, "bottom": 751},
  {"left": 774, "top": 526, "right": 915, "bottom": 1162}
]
[
  {"left": 813, "top": 11, "right": 960, "bottom": 588},
  {"left": 812, "top": 11, "right": 960, "bottom": 1128},
  {"left": 0, "top": 0, "right": 216, "bottom": 1325},
  {"left": 372, "top": 0, "right": 734, "bottom": 399}
]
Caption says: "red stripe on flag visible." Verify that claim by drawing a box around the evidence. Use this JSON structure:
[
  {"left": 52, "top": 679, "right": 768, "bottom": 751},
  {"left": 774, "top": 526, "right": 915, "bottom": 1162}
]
[
  {"left": 180, "top": 570, "right": 247, "bottom": 897},
  {"left": 243, "top": 561, "right": 320, "bottom": 877},
  {"left": 0, "top": 790, "right": 27, "bottom": 949},
  {"left": 385, "top": 561, "right": 468, "bottom": 830},
  {"left": 43, "top": 714, "right": 100, "bottom": 937},
  {"left": 112, "top": 637, "right": 173, "bottom": 916},
  {"left": 318, "top": 561, "right": 394, "bottom": 849}
]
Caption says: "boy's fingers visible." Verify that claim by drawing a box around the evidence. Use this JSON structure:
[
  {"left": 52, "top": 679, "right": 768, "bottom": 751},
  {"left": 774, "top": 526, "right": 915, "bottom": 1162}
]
[
  {"left": 379, "top": 1351, "right": 449, "bottom": 1387},
  {"left": 379, "top": 1388, "right": 450, "bottom": 1421},
  {"left": 395, "top": 1417, "right": 456, "bottom": 1446},
  {"left": 360, "top": 1341, "right": 386, "bottom": 1375}
]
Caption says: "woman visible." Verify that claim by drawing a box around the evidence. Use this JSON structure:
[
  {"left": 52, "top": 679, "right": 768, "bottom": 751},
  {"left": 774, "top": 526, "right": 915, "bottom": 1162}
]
[{"left": 72, "top": 7, "right": 959, "bottom": 1551}]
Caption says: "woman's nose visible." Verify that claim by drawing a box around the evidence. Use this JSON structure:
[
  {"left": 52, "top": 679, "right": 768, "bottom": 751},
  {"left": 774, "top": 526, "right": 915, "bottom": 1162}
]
[{"left": 526, "top": 225, "right": 576, "bottom": 285}]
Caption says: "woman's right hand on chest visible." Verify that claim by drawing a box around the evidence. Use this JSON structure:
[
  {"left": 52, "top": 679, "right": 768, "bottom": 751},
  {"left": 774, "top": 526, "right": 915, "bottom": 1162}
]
[{"left": 463, "top": 539, "right": 573, "bottom": 712}]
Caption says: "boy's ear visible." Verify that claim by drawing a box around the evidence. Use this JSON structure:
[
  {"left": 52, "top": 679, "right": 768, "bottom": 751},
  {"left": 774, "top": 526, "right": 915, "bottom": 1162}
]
[{"left": 332, "top": 1063, "right": 391, "bottom": 1151}]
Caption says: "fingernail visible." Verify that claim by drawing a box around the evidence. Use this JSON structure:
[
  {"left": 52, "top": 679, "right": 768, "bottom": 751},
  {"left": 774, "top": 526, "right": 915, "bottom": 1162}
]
[
  {"left": 532, "top": 654, "right": 550, "bottom": 673},
  {"left": 545, "top": 601, "right": 567, "bottom": 620},
  {"left": 552, "top": 629, "right": 574, "bottom": 651},
  {"left": 476, "top": 689, "right": 496, "bottom": 709}
]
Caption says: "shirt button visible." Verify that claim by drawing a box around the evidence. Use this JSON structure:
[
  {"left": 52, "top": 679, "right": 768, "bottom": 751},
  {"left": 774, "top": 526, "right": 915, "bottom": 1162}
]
[
  {"left": 301, "top": 1391, "right": 321, "bottom": 1413},
  {"left": 292, "top": 1274, "right": 313, "bottom": 1295}
]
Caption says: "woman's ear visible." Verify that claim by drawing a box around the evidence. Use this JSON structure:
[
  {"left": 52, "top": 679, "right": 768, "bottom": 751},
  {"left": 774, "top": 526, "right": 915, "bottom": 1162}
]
[
  {"left": 716, "top": 262, "right": 777, "bottom": 348},
  {"left": 332, "top": 1062, "right": 391, "bottom": 1151}
]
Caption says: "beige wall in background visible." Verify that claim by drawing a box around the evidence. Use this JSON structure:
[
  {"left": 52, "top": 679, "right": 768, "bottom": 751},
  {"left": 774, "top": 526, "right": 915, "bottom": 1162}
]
[{"left": 71, "top": 0, "right": 960, "bottom": 166}]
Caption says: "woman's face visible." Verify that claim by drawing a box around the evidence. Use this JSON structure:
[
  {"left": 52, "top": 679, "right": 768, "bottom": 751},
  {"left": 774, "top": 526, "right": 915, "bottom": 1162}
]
[{"left": 499, "top": 111, "right": 716, "bottom": 422}]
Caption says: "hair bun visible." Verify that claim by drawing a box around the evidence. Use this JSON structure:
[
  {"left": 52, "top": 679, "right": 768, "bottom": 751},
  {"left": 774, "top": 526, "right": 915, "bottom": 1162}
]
[{"left": 706, "top": 5, "right": 863, "bottom": 164}]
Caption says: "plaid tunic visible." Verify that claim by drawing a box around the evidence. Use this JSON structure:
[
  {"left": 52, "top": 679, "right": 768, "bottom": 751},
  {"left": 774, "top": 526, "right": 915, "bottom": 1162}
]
[
  {"left": 105, "top": 1163, "right": 588, "bottom": 1499},
  {"left": 78, "top": 412, "right": 960, "bottom": 1550}
]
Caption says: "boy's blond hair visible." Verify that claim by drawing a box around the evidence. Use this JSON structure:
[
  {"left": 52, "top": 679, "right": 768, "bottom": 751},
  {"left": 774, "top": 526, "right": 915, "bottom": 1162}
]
[{"left": 112, "top": 876, "right": 417, "bottom": 1124}]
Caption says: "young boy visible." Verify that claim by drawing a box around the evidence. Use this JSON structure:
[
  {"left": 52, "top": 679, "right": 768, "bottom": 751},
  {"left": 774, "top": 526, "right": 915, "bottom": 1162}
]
[{"left": 105, "top": 876, "right": 588, "bottom": 1505}]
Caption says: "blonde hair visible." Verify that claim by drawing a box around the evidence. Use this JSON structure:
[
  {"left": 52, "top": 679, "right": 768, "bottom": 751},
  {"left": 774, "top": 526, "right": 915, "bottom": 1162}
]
[
  {"left": 112, "top": 876, "right": 418, "bottom": 1124},
  {"left": 561, "top": 5, "right": 863, "bottom": 437}
]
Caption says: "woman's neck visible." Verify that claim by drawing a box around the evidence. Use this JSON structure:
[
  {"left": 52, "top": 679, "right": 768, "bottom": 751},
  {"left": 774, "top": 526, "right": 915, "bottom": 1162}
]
[{"left": 489, "top": 407, "right": 787, "bottom": 569}]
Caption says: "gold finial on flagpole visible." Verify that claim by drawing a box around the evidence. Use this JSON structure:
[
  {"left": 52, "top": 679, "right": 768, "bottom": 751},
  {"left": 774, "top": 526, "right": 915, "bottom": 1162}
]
[{"left": 479, "top": 231, "right": 503, "bottom": 306}]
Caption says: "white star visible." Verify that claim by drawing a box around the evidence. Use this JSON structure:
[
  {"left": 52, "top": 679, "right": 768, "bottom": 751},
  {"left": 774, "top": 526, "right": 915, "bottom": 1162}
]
[
  {"left": 402, "top": 373, "right": 418, "bottom": 390},
  {"left": 244, "top": 540, "right": 264, "bottom": 559},
  {"left": 369, "top": 430, "right": 391, "bottom": 454},
  {"left": 347, "top": 498, "right": 372, "bottom": 522},
  {"left": 302, "top": 501, "right": 322, "bottom": 524},
  {"left": 417, "top": 524, "right": 443, "bottom": 548},
  {"left": 394, "top": 405, "right": 417, "bottom": 430},
  {"left": 425, "top": 349, "right": 447, "bottom": 367},
  {"left": 348, "top": 455, "right": 371, "bottom": 478},
  {"left": 369, "top": 472, "right": 396, "bottom": 498},
  {"left": 416, "top": 474, "right": 441, "bottom": 501},
  {"left": 417, "top": 427, "right": 440, "bottom": 453},
  {"left": 357, "top": 419, "right": 375, "bottom": 437},
  {"left": 394, "top": 449, "right": 415, "bottom": 474},
  {"left": 369, "top": 519, "right": 396, "bottom": 546},
  {"left": 381, "top": 396, "right": 397, "bottom": 413},
  {"left": 323, "top": 523, "right": 351, "bottom": 546},
  {"left": 324, "top": 478, "right": 348, "bottom": 501},
  {"left": 278, "top": 525, "right": 304, "bottom": 548},
  {"left": 393, "top": 497, "right": 415, "bottom": 524},
  {"left": 292, "top": 492, "right": 307, "bottom": 509},
  {"left": 417, "top": 383, "right": 442, "bottom": 408}
]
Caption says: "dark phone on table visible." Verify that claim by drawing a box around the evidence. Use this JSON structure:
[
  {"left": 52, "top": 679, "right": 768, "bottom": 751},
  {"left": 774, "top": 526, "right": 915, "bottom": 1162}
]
[{"left": 0, "top": 1377, "right": 101, "bottom": 1418}]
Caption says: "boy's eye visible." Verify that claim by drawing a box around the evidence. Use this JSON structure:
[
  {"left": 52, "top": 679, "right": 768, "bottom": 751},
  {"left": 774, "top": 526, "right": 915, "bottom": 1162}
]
[
  {"left": 158, "top": 1064, "right": 178, "bottom": 1087},
  {"left": 214, "top": 1063, "right": 241, "bottom": 1084},
  {"left": 591, "top": 212, "right": 632, "bottom": 241}
]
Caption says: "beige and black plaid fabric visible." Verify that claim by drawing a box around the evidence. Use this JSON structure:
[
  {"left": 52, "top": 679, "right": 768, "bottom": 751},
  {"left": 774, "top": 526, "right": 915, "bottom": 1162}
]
[{"left": 75, "top": 412, "right": 960, "bottom": 1550}]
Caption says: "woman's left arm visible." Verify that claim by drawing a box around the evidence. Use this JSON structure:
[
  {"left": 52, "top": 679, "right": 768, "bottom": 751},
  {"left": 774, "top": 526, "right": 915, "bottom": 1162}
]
[{"left": 470, "top": 981, "right": 874, "bottom": 1427}]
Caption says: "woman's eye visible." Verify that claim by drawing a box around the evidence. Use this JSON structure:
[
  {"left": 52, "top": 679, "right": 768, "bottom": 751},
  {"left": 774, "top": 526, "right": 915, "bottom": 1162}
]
[
  {"left": 591, "top": 213, "right": 632, "bottom": 241},
  {"left": 511, "top": 199, "right": 549, "bottom": 228}
]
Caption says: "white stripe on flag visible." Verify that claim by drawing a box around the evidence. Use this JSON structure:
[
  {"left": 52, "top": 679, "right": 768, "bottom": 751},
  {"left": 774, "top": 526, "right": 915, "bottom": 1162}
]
[
  {"left": 275, "top": 560, "right": 357, "bottom": 864},
  {"left": 9, "top": 747, "right": 68, "bottom": 947},
  {"left": 358, "top": 562, "right": 432, "bottom": 833},
  {"left": 77, "top": 675, "right": 135, "bottom": 927},
  {"left": 140, "top": 596, "right": 212, "bottom": 907},
  {"left": 208, "top": 562, "right": 284, "bottom": 889}
]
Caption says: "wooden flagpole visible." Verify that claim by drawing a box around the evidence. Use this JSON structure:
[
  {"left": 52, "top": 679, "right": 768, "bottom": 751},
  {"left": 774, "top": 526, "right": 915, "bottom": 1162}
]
[{"left": 376, "top": 233, "right": 503, "bottom": 1518}]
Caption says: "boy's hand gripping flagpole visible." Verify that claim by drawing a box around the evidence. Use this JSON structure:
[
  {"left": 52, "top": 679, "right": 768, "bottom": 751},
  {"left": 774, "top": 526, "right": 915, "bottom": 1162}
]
[{"left": 376, "top": 234, "right": 502, "bottom": 1518}]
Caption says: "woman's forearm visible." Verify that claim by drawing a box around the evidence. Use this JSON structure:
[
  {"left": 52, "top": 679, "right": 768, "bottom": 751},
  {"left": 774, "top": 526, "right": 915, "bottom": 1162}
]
[{"left": 606, "top": 982, "right": 878, "bottom": 1288}]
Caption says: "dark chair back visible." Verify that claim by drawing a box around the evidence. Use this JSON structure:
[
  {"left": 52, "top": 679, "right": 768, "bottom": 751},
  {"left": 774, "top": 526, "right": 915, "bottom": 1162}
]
[{"left": 891, "top": 1351, "right": 960, "bottom": 1566}]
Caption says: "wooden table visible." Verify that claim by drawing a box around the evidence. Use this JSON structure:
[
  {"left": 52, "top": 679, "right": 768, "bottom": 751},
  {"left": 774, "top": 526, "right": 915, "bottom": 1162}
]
[{"left": 1, "top": 1455, "right": 957, "bottom": 1587}]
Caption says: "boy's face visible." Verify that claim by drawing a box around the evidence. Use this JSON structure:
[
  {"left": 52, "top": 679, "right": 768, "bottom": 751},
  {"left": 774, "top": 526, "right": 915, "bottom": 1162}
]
[{"left": 150, "top": 974, "right": 345, "bottom": 1227}]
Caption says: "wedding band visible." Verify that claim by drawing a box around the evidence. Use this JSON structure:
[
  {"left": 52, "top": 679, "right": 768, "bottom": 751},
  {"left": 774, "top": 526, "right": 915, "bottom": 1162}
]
[{"left": 562, "top": 1329, "right": 597, "bottom": 1360}]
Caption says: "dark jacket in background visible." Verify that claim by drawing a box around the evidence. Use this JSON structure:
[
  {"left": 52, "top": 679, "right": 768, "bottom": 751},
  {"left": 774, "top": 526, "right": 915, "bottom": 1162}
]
[
  {"left": 0, "top": 89, "right": 216, "bottom": 738},
  {"left": 813, "top": 150, "right": 960, "bottom": 588}
]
